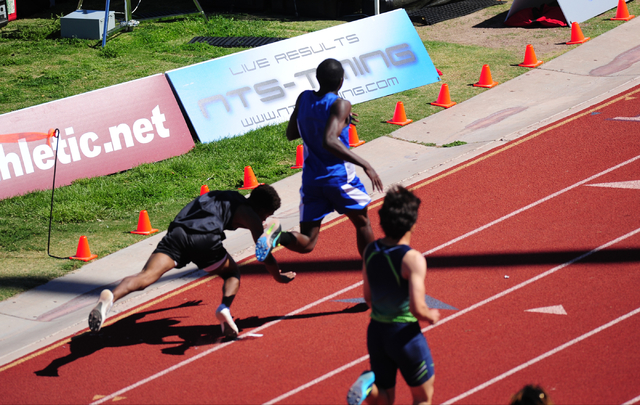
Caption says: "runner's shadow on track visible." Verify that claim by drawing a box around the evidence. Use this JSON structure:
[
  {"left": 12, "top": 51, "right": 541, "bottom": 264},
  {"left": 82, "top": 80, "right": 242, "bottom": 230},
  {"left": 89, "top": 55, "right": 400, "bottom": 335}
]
[
  {"left": 234, "top": 302, "right": 369, "bottom": 331},
  {"left": 240, "top": 259, "right": 362, "bottom": 275},
  {"left": 33, "top": 300, "right": 367, "bottom": 377},
  {"left": 34, "top": 300, "right": 218, "bottom": 377}
]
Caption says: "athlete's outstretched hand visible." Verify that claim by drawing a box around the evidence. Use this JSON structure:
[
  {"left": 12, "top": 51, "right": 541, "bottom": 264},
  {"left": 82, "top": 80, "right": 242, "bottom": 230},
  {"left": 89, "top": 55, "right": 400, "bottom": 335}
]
[
  {"left": 364, "top": 164, "right": 383, "bottom": 194},
  {"left": 428, "top": 308, "right": 441, "bottom": 325},
  {"left": 276, "top": 271, "right": 296, "bottom": 284}
]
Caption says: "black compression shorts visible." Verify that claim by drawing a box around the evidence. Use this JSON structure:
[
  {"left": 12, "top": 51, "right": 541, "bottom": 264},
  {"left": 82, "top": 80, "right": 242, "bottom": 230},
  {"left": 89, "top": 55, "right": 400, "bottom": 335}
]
[{"left": 154, "top": 226, "right": 228, "bottom": 269}]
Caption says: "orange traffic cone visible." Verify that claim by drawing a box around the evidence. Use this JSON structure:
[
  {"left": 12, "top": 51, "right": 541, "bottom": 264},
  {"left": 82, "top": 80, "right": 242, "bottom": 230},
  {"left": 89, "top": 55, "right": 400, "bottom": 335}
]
[
  {"left": 567, "top": 22, "right": 590, "bottom": 44},
  {"left": 131, "top": 210, "right": 159, "bottom": 235},
  {"left": 473, "top": 65, "right": 498, "bottom": 88},
  {"left": 611, "top": 0, "right": 635, "bottom": 21},
  {"left": 70, "top": 235, "right": 98, "bottom": 262},
  {"left": 349, "top": 124, "right": 365, "bottom": 147},
  {"left": 200, "top": 185, "right": 210, "bottom": 195},
  {"left": 291, "top": 144, "right": 304, "bottom": 169},
  {"left": 519, "top": 44, "right": 543, "bottom": 68},
  {"left": 386, "top": 101, "right": 412, "bottom": 126},
  {"left": 431, "top": 83, "right": 456, "bottom": 108},
  {"left": 238, "top": 166, "right": 264, "bottom": 190}
]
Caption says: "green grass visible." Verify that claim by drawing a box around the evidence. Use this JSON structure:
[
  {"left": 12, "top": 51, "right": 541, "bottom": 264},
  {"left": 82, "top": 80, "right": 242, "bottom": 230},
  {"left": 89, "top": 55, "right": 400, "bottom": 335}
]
[
  {"left": 1, "top": 2, "right": 637, "bottom": 301},
  {"left": 442, "top": 141, "right": 467, "bottom": 148}
]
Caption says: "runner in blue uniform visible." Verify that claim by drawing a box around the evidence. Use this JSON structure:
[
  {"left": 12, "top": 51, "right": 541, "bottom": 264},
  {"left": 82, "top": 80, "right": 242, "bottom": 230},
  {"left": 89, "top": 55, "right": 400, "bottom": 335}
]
[
  {"left": 255, "top": 58, "right": 383, "bottom": 262},
  {"left": 347, "top": 185, "right": 440, "bottom": 405},
  {"left": 88, "top": 184, "right": 295, "bottom": 338}
]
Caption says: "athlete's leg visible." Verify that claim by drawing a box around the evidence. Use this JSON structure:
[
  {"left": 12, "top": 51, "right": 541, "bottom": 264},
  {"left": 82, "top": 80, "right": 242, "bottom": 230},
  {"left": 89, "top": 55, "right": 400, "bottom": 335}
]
[
  {"left": 363, "top": 320, "right": 398, "bottom": 405},
  {"left": 395, "top": 324, "right": 436, "bottom": 405},
  {"left": 204, "top": 255, "right": 239, "bottom": 307},
  {"left": 89, "top": 252, "right": 175, "bottom": 332},
  {"left": 279, "top": 220, "right": 322, "bottom": 254},
  {"left": 408, "top": 375, "right": 434, "bottom": 405},
  {"left": 366, "top": 386, "right": 395, "bottom": 405},
  {"left": 347, "top": 375, "right": 395, "bottom": 405},
  {"left": 205, "top": 255, "right": 241, "bottom": 338},
  {"left": 112, "top": 252, "right": 176, "bottom": 301},
  {"left": 345, "top": 206, "right": 374, "bottom": 257}
]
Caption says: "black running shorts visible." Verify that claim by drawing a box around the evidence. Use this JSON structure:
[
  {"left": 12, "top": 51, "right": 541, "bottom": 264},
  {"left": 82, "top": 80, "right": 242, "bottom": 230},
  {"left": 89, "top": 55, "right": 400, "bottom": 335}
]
[{"left": 154, "top": 226, "right": 228, "bottom": 269}]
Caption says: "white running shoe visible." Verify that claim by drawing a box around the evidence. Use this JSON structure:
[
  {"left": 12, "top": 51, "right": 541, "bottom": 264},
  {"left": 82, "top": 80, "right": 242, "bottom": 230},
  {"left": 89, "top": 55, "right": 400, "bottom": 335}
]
[
  {"left": 347, "top": 371, "right": 375, "bottom": 405},
  {"left": 215, "top": 304, "right": 239, "bottom": 339},
  {"left": 255, "top": 219, "right": 282, "bottom": 262},
  {"left": 88, "top": 289, "right": 114, "bottom": 332}
]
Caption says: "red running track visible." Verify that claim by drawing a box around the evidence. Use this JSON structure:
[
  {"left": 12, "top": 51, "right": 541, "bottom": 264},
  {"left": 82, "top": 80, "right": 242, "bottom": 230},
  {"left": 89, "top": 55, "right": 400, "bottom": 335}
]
[{"left": 1, "top": 85, "right": 640, "bottom": 404}]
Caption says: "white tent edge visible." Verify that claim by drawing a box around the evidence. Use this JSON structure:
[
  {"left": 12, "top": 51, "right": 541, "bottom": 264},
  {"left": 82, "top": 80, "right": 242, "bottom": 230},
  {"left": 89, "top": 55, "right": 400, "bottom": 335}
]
[{"left": 505, "top": 0, "right": 629, "bottom": 25}]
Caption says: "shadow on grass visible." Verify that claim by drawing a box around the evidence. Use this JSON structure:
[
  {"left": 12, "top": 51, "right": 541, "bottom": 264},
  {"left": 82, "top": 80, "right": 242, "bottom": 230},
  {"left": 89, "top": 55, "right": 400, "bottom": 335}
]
[{"left": 473, "top": 10, "right": 511, "bottom": 29}]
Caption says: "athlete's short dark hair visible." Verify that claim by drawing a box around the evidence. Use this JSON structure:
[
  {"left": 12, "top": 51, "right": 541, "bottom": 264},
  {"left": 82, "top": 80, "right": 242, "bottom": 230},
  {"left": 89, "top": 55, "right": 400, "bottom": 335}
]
[
  {"left": 248, "top": 184, "right": 281, "bottom": 213},
  {"left": 379, "top": 185, "right": 421, "bottom": 239},
  {"left": 316, "top": 58, "right": 344, "bottom": 91}
]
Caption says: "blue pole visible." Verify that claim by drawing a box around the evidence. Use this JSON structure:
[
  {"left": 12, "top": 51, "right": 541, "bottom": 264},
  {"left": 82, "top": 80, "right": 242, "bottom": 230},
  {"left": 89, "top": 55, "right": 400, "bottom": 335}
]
[{"left": 102, "top": 0, "right": 111, "bottom": 48}]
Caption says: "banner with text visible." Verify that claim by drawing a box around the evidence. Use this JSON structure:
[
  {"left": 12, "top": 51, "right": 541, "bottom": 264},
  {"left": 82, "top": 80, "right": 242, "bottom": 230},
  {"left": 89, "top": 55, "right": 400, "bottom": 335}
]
[
  {"left": 166, "top": 9, "right": 440, "bottom": 143},
  {"left": 0, "top": 74, "right": 194, "bottom": 200}
]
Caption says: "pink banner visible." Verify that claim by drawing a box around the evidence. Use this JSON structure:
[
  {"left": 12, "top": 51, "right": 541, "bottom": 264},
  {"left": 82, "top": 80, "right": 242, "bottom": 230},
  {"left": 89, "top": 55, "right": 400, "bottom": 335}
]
[{"left": 0, "top": 74, "right": 194, "bottom": 200}]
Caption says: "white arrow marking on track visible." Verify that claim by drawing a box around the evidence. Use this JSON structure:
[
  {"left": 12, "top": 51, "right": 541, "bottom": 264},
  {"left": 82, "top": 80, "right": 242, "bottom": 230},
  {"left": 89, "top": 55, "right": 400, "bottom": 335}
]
[
  {"left": 525, "top": 305, "right": 567, "bottom": 315},
  {"left": 611, "top": 115, "right": 640, "bottom": 122},
  {"left": 586, "top": 180, "right": 640, "bottom": 189}
]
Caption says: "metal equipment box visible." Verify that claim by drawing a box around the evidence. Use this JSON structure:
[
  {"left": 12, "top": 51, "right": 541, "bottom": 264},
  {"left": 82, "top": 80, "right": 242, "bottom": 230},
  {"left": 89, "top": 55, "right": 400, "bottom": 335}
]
[{"left": 60, "top": 10, "right": 115, "bottom": 40}]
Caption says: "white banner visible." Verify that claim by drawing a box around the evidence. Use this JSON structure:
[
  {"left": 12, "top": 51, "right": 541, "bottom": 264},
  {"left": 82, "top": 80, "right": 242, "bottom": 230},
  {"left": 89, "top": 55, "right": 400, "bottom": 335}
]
[
  {"left": 166, "top": 9, "right": 440, "bottom": 143},
  {"left": 506, "top": 0, "right": 622, "bottom": 24}
]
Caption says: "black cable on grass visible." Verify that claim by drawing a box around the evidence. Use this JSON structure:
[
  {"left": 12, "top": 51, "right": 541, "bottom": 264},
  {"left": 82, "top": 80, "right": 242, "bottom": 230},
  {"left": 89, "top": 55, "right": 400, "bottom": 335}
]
[{"left": 47, "top": 128, "right": 69, "bottom": 260}]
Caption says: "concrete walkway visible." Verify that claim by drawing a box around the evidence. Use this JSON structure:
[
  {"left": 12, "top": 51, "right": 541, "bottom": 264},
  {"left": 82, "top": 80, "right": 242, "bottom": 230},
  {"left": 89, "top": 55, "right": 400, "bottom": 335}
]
[{"left": 1, "top": 16, "right": 639, "bottom": 368}]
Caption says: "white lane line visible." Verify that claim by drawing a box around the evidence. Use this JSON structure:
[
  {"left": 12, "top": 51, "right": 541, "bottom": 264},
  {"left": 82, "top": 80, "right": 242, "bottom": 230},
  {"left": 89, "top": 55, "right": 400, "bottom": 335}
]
[
  {"left": 423, "top": 154, "right": 640, "bottom": 256},
  {"left": 442, "top": 306, "right": 640, "bottom": 404},
  {"left": 263, "top": 355, "right": 371, "bottom": 405},
  {"left": 90, "top": 282, "right": 363, "bottom": 405},
  {"left": 623, "top": 394, "right": 640, "bottom": 405},
  {"left": 264, "top": 226, "right": 640, "bottom": 404}
]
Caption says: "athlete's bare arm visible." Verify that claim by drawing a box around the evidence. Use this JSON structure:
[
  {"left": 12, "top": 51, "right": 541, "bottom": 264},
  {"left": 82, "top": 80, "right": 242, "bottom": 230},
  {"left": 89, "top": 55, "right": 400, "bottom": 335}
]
[
  {"left": 402, "top": 249, "right": 440, "bottom": 324},
  {"left": 323, "top": 98, "right": 383, "bottom": 193},
  {"left": 232, "top": 205, "right": 296, "bottom": 283}
]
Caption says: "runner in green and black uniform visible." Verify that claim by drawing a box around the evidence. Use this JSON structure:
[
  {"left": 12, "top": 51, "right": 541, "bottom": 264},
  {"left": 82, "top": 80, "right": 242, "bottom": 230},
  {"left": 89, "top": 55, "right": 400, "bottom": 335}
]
[{"left": 347, "top": 185, "right": 440, "bottom": 405}]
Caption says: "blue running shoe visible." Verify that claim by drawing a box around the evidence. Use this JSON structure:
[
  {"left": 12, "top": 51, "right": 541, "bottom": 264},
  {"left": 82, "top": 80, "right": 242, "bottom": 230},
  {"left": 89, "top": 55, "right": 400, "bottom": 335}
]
[
  {"left": 255, "top": 219, "right": 282, "bottom": 262},
  {"left": 347, "top": 371, "right": 375, "bottom": 405}
]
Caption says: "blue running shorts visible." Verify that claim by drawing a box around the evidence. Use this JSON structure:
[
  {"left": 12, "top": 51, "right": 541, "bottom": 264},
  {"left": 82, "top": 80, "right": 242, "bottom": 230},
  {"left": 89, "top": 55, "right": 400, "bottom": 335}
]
[
  {"left": 299, "top": 177, "right": 371, "bottom": 223},
  {"left": 367, "top": 319, "right": 435, "bottom": 389}
]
